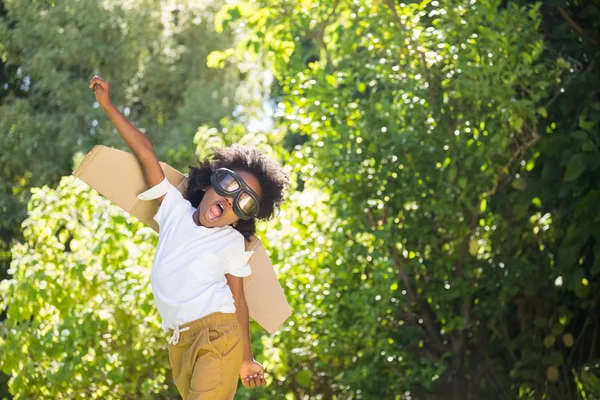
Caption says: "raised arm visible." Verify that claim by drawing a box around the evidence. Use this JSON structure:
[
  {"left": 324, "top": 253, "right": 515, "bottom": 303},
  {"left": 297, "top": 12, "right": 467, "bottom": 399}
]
[{"left": 89, "top": 76, "right": 166, "bottom": 204}]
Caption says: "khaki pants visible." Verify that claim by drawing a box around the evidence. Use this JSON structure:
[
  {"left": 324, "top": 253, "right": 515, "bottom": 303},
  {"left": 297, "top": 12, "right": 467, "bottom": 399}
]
[{"left": 168, "top": 312, "right": 243, "bottom": 400}]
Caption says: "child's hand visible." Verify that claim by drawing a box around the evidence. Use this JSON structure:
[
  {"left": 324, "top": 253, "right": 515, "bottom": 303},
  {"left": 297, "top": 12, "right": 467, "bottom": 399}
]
[
  {"left": 240, "top": 359, "right": 266, "bottom": 389},
  {"left": 89, "top": 75, "right": 112, "bottom": 109}
]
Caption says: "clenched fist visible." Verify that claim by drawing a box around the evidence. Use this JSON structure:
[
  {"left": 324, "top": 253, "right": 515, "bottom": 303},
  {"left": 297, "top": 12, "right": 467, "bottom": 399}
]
[
  {"left": 240, "top": 359, "right": 266, "bottom": 389},
  {"left": 89, "top": 75, "right": 112, "bottom": 109}
]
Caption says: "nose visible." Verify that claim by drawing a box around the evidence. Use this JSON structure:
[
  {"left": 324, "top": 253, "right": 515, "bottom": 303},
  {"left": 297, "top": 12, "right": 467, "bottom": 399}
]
[{"left": 223, "top": 195, "right": 234, "bottom": 207}]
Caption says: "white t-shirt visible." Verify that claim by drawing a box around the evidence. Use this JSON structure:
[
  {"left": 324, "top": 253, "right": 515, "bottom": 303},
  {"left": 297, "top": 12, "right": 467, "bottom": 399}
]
[{"left": 138, "top": 179, "right": 253, "bottom": 331}]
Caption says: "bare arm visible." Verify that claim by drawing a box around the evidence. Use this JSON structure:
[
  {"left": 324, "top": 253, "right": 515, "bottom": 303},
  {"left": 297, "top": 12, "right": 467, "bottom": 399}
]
[
  {"left": 89, "top": 76, "right": 166, "bottom": 204},
  {"left": 225, "top": 274, "right": 266, "bottom": 389}
]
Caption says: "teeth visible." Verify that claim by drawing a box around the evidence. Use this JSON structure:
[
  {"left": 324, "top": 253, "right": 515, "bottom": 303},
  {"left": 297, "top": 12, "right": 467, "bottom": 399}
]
[{"left": 218, "top": 203, "right": 224, "bottom": 211}]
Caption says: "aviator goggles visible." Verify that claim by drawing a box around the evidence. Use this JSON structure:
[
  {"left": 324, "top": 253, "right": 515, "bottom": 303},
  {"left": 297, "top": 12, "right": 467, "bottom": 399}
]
[{"left": 210, "top": 168, "right": 261, "bottom": 220}]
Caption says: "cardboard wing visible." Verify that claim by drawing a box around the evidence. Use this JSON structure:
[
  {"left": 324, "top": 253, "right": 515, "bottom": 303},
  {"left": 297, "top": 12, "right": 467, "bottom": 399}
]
[{"left": 73, "top": 145, "right": 291, "bottom": 334}]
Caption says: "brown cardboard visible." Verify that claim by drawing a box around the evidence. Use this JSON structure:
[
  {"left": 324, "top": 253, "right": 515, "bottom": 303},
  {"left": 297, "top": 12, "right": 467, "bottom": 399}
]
[{"left": 73, "top": 145, "right": 291, "bottom": 334}]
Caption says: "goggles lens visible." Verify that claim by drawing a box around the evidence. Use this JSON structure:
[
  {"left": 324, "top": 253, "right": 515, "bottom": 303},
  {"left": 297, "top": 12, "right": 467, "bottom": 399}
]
[
  {"left": 217, "top": 173, "right": 241, "bottom": 193},
  {"left": 238, "top": 192, "right": 258, "bottom": 215},
  {"left": 211, "top": 169, "right": 260, "bottom": 219}
]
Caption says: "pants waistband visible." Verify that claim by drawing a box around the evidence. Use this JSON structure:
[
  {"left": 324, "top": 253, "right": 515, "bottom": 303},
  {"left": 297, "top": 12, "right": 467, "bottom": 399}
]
[
  {"left": 167, "top": 312, "right": 238, "bottom": 345},
  {"left": 171, "top": 312, "right": 237, "bottom": 332}
]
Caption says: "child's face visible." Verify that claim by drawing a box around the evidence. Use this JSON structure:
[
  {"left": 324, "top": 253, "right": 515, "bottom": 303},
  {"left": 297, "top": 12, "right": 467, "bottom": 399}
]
[{"left": 196, "top": 170, "right": 263, "bottom": 228}]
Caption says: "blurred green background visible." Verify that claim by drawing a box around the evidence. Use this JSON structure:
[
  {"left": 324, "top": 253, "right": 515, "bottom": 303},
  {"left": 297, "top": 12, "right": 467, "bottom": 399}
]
[{"left": 1, "top": 0, "right": 599, "bottom": 398}]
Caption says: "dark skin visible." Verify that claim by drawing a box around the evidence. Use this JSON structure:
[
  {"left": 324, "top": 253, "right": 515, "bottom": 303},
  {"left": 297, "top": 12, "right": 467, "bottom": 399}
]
[{"left": 90, "top": 75, "right": 266, "bottom": 389}]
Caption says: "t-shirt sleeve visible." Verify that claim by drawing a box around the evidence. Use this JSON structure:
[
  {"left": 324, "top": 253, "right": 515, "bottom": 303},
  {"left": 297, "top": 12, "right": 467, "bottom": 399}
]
[
  {"left": 137, "top": 177, "right": 189, "bottom": 232},
  {"left": 224, "top": 250, "right": 254, "bottom": 278}
]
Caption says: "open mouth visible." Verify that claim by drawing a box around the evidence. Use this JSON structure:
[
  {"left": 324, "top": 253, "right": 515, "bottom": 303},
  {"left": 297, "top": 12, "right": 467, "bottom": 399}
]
[{"left": 205, "top": 201, "right": 225, "bottom": 223}]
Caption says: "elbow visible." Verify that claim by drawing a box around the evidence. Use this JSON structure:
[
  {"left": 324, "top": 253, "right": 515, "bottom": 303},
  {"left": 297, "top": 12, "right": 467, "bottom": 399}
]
[
  {"left": 137, "top": 145, "right": 156, "bottom": 161},
  {"left": 234, "top": 293, "right": 248, "bottom": 309}
]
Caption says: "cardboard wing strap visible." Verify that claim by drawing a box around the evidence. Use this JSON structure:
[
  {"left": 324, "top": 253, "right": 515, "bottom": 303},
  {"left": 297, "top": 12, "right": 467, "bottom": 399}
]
[{"left": 73, "top": 145, "right": 291, "bottom": 334}]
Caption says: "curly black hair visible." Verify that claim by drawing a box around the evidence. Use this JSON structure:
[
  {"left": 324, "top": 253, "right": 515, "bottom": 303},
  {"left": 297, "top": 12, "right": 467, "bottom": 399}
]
[{"left": 184, "top": 145, "right": 289, "bottom": 241}]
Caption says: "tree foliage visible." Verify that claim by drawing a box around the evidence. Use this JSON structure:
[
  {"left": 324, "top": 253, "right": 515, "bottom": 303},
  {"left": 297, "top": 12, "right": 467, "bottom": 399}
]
[
  {"left": 0, "top": 176, "right": 179, "bottom": 399},
  {"left": 0, "top": 2, "right": 243, "bottom": 394},
  {"left": 1, "top": 0, "right": 599, "bottom": 399},
  {"left": 0, "top": 0, "right": 239, "bottom": 279},
  {"left": 211, "top": 0, "right": 600, "bottom": 398}
]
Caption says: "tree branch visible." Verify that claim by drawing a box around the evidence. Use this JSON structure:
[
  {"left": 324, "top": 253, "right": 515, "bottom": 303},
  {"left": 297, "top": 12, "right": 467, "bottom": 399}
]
[
  {"left": 389, "top": 246, "right": 447, "bottom": 355},
  {"left": 558, "top": 7, "right": 598, "bottom": 45}
]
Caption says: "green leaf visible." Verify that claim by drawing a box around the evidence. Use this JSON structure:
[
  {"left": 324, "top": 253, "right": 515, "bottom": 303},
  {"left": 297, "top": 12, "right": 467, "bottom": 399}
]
[
  {"left": 525, "top": 159, "right": 536, "bottom": 171},
  {"left": 537, "top": 107, "right": 548, "bottom": 118},
  {"left": 479, "top": 199, "right": 487, "bottom": 212},
  {"left": 551, "top": 323, "right": 563, "bottom": 336},
  {"left": 513, "top": 117, "right": 524, "bottom": 132},
  {"left": 543, "top": 336, "right": 556, "bottom": 348},
  {"left": 206, "top": 49, "right": 234, "bottom": 69},
  {"left": 563, "top": 153, "right": 587, "bottom": 182},
  {"left": 325, "top": 75, "right": 338, "bottom": 88},
  {"left": 295, "top": 370, "right": 313, "bottom": 388}
]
